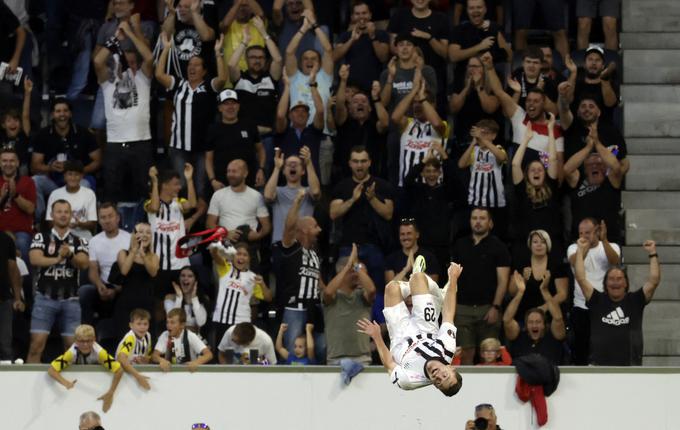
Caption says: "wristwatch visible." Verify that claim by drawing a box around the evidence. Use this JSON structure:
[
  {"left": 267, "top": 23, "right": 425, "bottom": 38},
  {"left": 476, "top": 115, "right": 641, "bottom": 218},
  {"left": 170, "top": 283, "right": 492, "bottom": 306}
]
[{"left": 309, "top": 82, "right": 318, "bottom": 87}]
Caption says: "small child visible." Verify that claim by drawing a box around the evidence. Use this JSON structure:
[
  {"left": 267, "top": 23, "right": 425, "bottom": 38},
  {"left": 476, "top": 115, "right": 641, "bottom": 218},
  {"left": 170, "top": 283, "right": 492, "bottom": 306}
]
[
  {"left": 116, "top": 308, "right": 153, "bottom": 390},
  {"left": 48, "top": 324, "right": 123, "bottom": 412},
  {"left": 275, "top": 323, "right": 315, "bottom": 365},
  {"left": 477, "top": 338, "right": 512, "bottom": 366},
  {"left": 152, "top": 308, "right": 212, "bottom": 372}
]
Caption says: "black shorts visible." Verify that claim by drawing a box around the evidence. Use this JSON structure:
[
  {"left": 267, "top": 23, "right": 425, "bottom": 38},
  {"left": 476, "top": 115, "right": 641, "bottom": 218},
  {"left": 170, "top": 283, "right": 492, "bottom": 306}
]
[{"left": 513, "top": 0, "right": 567, "bottom": 31}]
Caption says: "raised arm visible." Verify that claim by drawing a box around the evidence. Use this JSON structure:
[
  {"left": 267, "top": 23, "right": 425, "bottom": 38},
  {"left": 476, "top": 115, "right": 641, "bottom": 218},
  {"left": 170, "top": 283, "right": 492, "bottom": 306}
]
[
  {"left": 219, "top": 0, "right": 241, "bottom": 32},
  {"left": 119, "top": 21, "right": 154, "bottom": 77},
  {"left": 155, "top": 32, "right": 175, "bottom": 90},
  {"left": 161, "top": 0, "right": 176, "bottom": 36},
  {"left": 263, "top": 148, "right": 283, "bottom": 202},
  {"left": 252, "top": 16, "right": 282, "bottom": 80},
  {"left": 275, "top": 73, "right": 291, "bottom": 133},
  {"left": 329, "top": 182, "right": 362, "bottom": 220},
  {"left": 448, "top": 34, "right": 495, "bottom": 63},
  {"left": 573, "top": 238, "right": 596, "bottom": 301},
  {"left": 380, "top": 57, "right": 397, "bottom": 106},
  {"left": 334, "top": 64, "right": 349, "bottom": 126},
  {"left": 557, "top": 81, "right": 574, "bottom": 129},
  {"left": 275, "top": 323, "right": 290, "bottom": 360},
  {"left": 511, "top": 123, "right": 532, "bottom": 185},
  {"left": 308, "top": 67, "right": 325, "bottom": 130},
  {"left": 146, "top": 166, "right": 160, "bottom": 213},
  {"left": 180, "top": 163, "right": 197, "bottom": 212},
  {"left": 93, "top": 38, "right": 113, "bottom": 84},
  {"left": 281, "top": 188, "right": 305, "bottom": 247},
  {"left": 563, "top": 135, "right": 594, "bottom": 186},
  {"left": 211, "top": 34, "right": 227, "bottom": 89},
  {"left": 538, "top": 272, "right": 566, "bottom": 340},
  {"left": 284, "top": 17, "right": 311, "bottom": 76},
  {"left": 546, "top": 113, "right": 559, "bottom": 180},
  {"left": 22, "top": 78, "right": 32, "bottom": 135},
  {"left": 306, "top": 10, "right": 333, "bottom": 75},
  {"left": 300, "top": 146, "right": 320, "bottom": 200},
  {"left": 372, "top": 81, "right": 389, "bottom": 133},
  {"left": 481, "top": 53, "right": 518, "bottom": 118},
  {"left": 642, "top": 240, "right": 661, "bottom": 302},
  {"left": 324, "top": 244, "right": 356, "bottom": 304},
  {"left": 189, "top": 0, "right": 215, "bottom": 41},
  {"left": 365, "top": 182, "right": 393, "bottom": 221},
  {"left": 356, "top": 318, "right": 396, "bottom": 373},
  {"left": 502, "top": 271, "right": 525, "bottom": 341},
  {"left": 227, "top": 28, "right": 250, "bottom": 82},
  {"left": 391, "top": 69, "right": 421, "bottom": 130}
]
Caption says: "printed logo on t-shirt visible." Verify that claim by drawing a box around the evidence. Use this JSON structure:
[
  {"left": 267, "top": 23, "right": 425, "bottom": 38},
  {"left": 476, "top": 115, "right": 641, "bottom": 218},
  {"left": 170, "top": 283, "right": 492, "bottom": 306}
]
[
  {"left": 577, "top": 179, "right": 600, "bottom": 198},
  {"left": 241, "top": 131, "right": 249, "bottom": 138},
  {"left": 175, "top": 29, "right": 202, "bottom": 61},
  {"left": 602, "top": 307, "right": 629, "bottom": 326},
  {"left": 113, "top": 69, "right": 139, "bottom": 109}
]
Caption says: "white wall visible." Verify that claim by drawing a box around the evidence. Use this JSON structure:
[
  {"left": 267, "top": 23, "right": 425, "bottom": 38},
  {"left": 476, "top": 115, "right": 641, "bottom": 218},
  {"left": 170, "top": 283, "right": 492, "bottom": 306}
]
[{"left": 2, "top": 366, "right": 680, "bottom": 429}]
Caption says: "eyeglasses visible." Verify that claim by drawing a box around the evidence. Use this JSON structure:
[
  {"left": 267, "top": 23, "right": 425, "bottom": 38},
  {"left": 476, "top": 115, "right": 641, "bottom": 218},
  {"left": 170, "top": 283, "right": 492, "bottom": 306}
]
[
  {"left": 400, "top": 218, "right": 416, "bottom": 225},
  {"left": 192, "top": 424, "right": 210, "bottom": 429},
  {"left": 475, "top": 403, "right": 494, "bottom": 411}
]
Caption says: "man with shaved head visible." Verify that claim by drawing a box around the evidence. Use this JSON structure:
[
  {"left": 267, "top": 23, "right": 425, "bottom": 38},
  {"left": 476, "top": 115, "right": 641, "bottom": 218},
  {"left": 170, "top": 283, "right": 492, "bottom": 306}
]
[
  {"left": 207, "top": 159, "right": 271, "bottom": 268},
  {"left": 277, "top": 187, "right": 325, "bottom": 361}
]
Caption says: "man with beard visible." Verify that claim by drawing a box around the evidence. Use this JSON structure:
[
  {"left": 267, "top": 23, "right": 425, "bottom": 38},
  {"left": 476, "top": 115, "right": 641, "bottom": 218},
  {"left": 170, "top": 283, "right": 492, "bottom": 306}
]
[
  {"left": 94, "top": 21, "right": 154, "bottom": 206},
  {"left": 278, "top": 187, "right": 325, "bottom": 361},
  {"left": 330, "top": 146, "right": 394, "bottom": 323},
  {"left": 448, "top": 0, "right": 512, "bottom": 88},
  {"left": 564, "top": 127, "right": 623, "bottom": 244},
  {"left": 503, "top": 270, "right": 566, "bottom": 364},
  {"left": 333, "top": 1, "right": 389, "bottom": 91},
  {"left": 565, "top": 46, "right": 618, "bottom": 120},
  {"left": 206, "top": 159, "right": 271, "bottom": 256},
  {"left": 0, "top": 147, "right": 35, "bottom": 261},
  {"left": 334, "top": 64, "right": 388, "bottom": 180},
  {"left": 30, "top": 99, "right": 100, "bottom": 221},
  {"left": 450, "top": 207, "right": 510, "bottom": 364},
  {"left": 206, "top": 90, "right": 265, "bottom": 190},
  {"left": 559, "top": 84, "right": 628, "bottom": 171},
  {"left": 483, "top": 53, "right": 564, "bottom": 167},
  {"left": 574, "top": 239, "right": 660, "bottom": 366},
  {"left": 27, "top": 199, "right": 89, "bottom": 363}
]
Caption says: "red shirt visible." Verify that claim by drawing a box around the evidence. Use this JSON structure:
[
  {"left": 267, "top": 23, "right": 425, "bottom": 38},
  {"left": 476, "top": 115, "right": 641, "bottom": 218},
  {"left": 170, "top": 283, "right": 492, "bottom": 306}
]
[{"left": 0, "top": 175, "right": 36, "bottom": 233}]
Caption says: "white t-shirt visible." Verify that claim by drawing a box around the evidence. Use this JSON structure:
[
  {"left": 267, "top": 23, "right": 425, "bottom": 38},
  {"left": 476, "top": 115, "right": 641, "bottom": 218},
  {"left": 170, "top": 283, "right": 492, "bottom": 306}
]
[
  {"left": 89, "top": 229, "right": 131, "bottom": 283},
  {"left": 511, "top": 107, "right": 564, "bottom": 154},
  {"left": 390, "top": 322, "right": 457, "bottom": 390},
  {"left": 154, "top": 329, "right": 207, "bottom": 363},
  {"left": 207, "top": 187, "right": 269, "bottom": 231},
  {"left": 217, "top": 325, "right": 277, "bottom": 364},
  {"left": 567, "top": 241, "right": 621, "bottom": 309},
  {"left": 101, "top": 67, "right": 152, "bottom": 142},
  {"left": 46, "top": 186, "right": 97, "bottom": 240}
]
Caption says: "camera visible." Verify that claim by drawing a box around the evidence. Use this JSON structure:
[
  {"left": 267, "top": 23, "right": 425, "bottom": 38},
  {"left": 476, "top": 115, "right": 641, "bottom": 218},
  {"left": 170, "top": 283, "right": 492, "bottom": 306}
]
[{"left": 474, "top": 417, "right": 489, "bottom": 430}]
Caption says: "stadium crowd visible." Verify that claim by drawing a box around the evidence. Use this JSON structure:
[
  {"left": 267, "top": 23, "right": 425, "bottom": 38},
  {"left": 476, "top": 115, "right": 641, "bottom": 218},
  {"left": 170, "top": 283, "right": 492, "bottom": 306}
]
[{"left": 0, "top": 0, "right": 663, "bottom": 394}]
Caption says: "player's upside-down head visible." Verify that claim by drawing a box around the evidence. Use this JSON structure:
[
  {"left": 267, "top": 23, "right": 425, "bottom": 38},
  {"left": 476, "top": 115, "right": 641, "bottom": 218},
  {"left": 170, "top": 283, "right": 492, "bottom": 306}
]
[{"left": 426, "top": 360, "right": 463, "bottom": 397}]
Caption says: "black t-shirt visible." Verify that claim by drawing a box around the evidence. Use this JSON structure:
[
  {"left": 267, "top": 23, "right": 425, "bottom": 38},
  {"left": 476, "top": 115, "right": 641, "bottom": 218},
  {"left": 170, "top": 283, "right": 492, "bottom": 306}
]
[
  {"left": 569, "top": 175, "right": 621, "bottom": 243},
  {"left": 337, "top": 30, "right": 390, "bottom": 91},
  {"left": 451, "top": 234, "right": 510, "bottom": 305},
  {"left": 508, "top": 68, "right": 558, "bottom": 107},
  {"left": 511, "top": 255, "right": 569, "bottom": 320},
  {"left": 0, "top": 231, "right": 16, "bottom": 300},
  {"left": 233, "top": 72, "right": 278, "bottom": 128},
  {"left": 31, "top": 125, "right": 98, "bottom": 174},
  {"left": 0, "top": 3, "right": 19, "bottom": 62},
  {"left": 31, "top": 229, "right": 89, "bottom": 300},
  {"left": 510, "top": 330, "right": 563, "bottom": 365},
  {"left": 449, "top": 21, "right": 507, "bottom": 86},
  {"left": 278, "top": 241, "right": 321, "bottom": 310},
  {"left": 387, "top": 8, "right": 449, "bottom": 73},
  {"left": 454, "top": 0, "right": 501, "bottom": 22},
  {"left": 205, "top": 120, "right": 261, "bottom": 186},
  {"left": 0, "top": 130, "right": 32, "bottom": 169},
  {"left": 564, "top": 120, "right": 627, "bottom": 162},
  {"left": 385, "top": 247, "right": 440, "bottom": 279},
  {"left": 572, "top": 69, "right": 619, "bottom": 120},
  {"left": 449, "top": 79, "right": 503, "bottom": 144},
  {"left": 172, "top": 2, "right": 219, "bottom": 77},
  {"left": 332, "top": 176, "right": 395, "bottom": 248},
  {"left": 513, "top": 177, "right": 562, "bottom": 245},
  {"left": 587, "top": 289, "right": 647, "bottom": 366},
  {"left": 334, "top": 114, "right": 386, "bottom": 180},
  {"left": 273, "top": 125, "right": 323, "bottom": 176}
]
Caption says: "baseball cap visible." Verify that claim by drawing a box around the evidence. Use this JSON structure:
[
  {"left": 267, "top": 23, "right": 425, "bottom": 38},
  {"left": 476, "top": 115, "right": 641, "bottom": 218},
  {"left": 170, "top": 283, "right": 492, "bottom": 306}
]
[
  {"left": 217, "top": 89, "right": 238, "bottom": 103},
  {"left": 394, "top": 32, "right": 416, "bottom": 45},
  {"left": 289, "top": 100, "right": 310, "bottom": 112},
  {"left": 585, "top": 45, "right": 605, "bottom": 60}
]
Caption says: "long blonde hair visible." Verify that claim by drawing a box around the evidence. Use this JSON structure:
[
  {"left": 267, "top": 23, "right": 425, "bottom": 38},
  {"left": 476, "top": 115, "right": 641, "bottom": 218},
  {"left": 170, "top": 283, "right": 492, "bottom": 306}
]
[{"left": 524, "top": 161, "right": 552, "bottom": 205}]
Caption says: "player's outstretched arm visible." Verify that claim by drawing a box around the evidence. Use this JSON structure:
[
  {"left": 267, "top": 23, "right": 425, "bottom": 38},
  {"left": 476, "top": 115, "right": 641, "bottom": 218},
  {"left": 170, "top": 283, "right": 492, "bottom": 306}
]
[
  {"left": 357, "top": 318, "right": 395, "bottom": 374},
  {"left": 441, "top": 263, "right": 463, "bottom": 324}
]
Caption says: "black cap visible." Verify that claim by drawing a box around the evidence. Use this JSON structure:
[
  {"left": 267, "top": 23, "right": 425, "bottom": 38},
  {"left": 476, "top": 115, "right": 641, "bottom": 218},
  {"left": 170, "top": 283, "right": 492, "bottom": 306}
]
[{"left": 394, "top": 32, "right": 416, "bottom": 45}]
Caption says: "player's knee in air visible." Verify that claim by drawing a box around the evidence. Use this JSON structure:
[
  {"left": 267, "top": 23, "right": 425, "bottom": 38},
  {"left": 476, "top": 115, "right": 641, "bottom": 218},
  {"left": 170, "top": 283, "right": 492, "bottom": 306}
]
[{"left": 385, "top": 281, "right": 401, "bottom": 294}]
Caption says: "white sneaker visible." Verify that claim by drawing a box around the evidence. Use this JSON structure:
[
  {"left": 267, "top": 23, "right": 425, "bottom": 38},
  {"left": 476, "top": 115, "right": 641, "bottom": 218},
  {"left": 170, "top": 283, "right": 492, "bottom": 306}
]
[{"left": 412, "top": 255, "right": 426, "bottom": 274}]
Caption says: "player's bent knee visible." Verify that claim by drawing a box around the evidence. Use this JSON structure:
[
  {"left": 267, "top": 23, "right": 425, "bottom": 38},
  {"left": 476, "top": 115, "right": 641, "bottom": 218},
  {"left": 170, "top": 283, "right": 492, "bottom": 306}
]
[{"left": 385, "top": 281, "right": 401, "bottom": 293}]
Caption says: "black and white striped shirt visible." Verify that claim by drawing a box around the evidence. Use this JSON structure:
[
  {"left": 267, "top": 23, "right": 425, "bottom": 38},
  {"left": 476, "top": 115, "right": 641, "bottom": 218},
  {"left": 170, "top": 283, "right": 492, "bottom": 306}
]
[
  {"left": 169, "top": 77, "right": 218, "bottom": 152},
  {"left": 467, "top": 146, "right": 506, "bottom": 208},
  {"left": 146, "top": 198, "right": 189, "bottom": 271},
  {"left": 212, "top": 261, "right": 258, "bottom": 325},
  {"left": 280, "top": 242, "right": 321, "bottom": 308}
]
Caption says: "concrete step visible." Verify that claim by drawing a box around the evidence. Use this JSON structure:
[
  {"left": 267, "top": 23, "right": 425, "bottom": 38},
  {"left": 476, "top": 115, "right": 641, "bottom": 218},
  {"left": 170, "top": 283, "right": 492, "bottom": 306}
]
[
  {"left": 643, "top": 302, "right": 680, "bottom": 356},
  {"left": 622, "top": 0, "right": 680, "bottom": 32},
  {"left": 629, "top": 265, "right": 680, "bottom": 300},
  {"left": 624, "top": 155, "right": 680, "bottom": 190},
  {"left": 621, "top": 33, "right": 680, "bottom": 50},
  {"left": 642, "top": 356, "right": 680, "bottom": 366},
  {"left": 623, "top": 246, "right": 680, "bottom": 263},
  {"left": 622, "top": 191, "right": 680, "bottom": 209},
  {"left": 625, "top": 209, "right": 680, "bottom": 245},
  {"left": 622, "top": 87, "right": 680, "bottom": 138},
  {"left": 626, "top": 138, "right": 680, "bottom": 155},
  {"left": 624, "top": 51, "right": 680, "bottom": 84}
]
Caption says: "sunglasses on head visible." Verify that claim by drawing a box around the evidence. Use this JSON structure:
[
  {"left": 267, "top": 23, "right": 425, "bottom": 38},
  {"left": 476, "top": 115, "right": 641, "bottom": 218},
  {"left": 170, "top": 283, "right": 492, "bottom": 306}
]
[
  {"left": 192, "top": 424, "right": 209, "bottom": 430},
  {"left": 400, "top": 217, "right": 416, "bottom": 225},
  {"left": 475, "top": 403, "right": 494, "bottom": 411}
]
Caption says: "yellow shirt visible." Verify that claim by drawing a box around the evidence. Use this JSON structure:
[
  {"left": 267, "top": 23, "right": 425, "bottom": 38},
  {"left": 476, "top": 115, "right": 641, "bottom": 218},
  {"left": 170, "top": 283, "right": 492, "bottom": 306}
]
[
  {"left": 223, "top": 19, "right": 267, "bottom": 86},
  {"left": 50, "top": 342, "right": 121, "bottom": 373},
  {"left": 116, "top": 330, "right": 153, "bottom": 362}
]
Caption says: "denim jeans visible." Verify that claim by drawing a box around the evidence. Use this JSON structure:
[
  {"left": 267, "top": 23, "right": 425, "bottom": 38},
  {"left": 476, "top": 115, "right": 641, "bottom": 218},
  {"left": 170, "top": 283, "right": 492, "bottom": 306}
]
[
  {"left": 90, "top": 86, "right": 106, "bottom": 130},
  {"left": 13, "top": 232, "right": 31, "bottom": 264},
  {"left": 66, "top": 28, "right": 93, "bottom": 100},
  {"left": 168, "top": 148, "right": 206, "bottom": 198},
  {"left": 339, "top": 243, "right": 386, "bottom": 323},
  {"left": 282, "top": 306, "right": 326, "bottom": 364},
  {"left": 117, "top": 201, "right": 147, "bottom": 233}
]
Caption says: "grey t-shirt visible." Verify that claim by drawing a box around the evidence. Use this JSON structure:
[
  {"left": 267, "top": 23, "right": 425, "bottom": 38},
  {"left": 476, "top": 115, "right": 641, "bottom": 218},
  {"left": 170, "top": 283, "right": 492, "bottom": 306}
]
[
  {"left": 271, "top": 185, "right": 315, "bottom": 244},
  {"left": 96, "top": 18, "right": 155, "bottom": 52},
  {"left": 323, "top": 288, "right": 372, "bottom": 360},
  {"left": 379, "top": 65, "right": 437, "bottom": 112}
]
